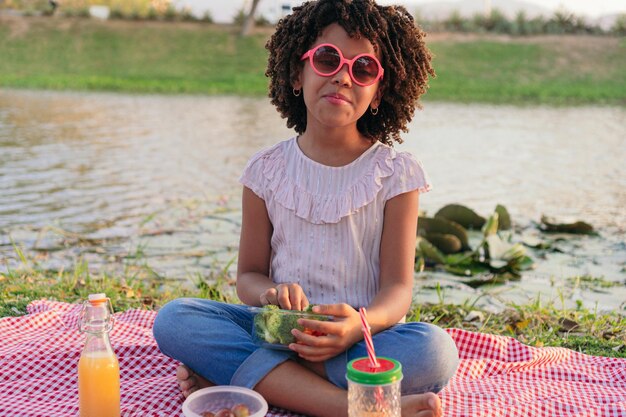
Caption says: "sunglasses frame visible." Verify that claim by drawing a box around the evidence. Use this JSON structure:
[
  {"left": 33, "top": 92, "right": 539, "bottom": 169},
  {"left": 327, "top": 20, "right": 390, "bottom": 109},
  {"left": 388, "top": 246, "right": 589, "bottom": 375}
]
[{"left": 300, "top": 43, "right": 384, "bottom": 87}]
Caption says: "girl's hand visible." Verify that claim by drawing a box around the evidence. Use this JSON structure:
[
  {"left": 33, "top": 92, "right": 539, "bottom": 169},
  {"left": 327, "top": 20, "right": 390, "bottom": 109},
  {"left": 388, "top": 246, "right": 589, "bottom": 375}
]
[
  {"left": 288, "top": 303, "right": 362, "bottom": 362},
  {"left": 260, "top": 283, "right": 309, "bottom": 311}
]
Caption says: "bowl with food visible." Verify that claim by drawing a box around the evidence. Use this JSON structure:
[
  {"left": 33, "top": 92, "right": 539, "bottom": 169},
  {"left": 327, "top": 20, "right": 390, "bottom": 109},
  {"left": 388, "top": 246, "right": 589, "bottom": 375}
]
[
  {"left": 182, "top": 385, "right": 268, "bottom": 417},
  {"left": 251, "top": 305, "right": 332, "bottom": 350}
]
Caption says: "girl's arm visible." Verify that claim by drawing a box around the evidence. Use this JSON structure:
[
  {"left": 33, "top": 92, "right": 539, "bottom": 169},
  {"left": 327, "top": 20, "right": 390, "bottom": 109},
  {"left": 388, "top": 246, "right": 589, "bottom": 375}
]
[
  {"left": 366, "top": 189, "right": 420, "bottom": 333},
  {"left": 236, "top": 186, "right": 309, "bottom": 310},
  {"left": 290, "top": 190, "right": 419, "bottom": 361},
  {"left": 236, "top": 186, "right": 273, "bottom": 306}
]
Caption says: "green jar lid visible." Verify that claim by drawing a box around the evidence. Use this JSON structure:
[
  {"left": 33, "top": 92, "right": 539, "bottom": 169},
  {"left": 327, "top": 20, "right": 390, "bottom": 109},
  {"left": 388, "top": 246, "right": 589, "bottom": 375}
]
[{"left": 346, "top": 357, "right": 403, "bottom": 385}]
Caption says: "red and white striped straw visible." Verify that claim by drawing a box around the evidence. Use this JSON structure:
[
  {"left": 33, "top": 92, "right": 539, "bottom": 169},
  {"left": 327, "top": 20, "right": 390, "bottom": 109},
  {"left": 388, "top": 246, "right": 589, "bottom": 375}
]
[{"left": 359, "top": 307, "right": 379, "bottom": 368}]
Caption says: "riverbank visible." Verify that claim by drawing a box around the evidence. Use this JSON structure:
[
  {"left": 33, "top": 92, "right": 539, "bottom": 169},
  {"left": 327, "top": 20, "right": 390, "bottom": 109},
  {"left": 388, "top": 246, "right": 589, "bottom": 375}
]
[
  {"left": 1, "top": 16, "right": 625, "bottom": 104},
  {"left": 1, "top": 255, "right": 625, "bottom": 358}
]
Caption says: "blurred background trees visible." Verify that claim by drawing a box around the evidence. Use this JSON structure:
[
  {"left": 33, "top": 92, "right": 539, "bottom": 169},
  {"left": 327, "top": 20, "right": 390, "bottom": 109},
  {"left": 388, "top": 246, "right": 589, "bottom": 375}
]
[{"left": 1, "top": 0, "right": 624, "bottom": 36}]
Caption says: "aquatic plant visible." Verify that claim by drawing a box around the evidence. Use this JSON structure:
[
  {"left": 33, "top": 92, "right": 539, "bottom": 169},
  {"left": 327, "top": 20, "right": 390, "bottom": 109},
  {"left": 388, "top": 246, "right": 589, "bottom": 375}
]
[
  {"left": 416, "top": 203, "right": 599, "bottom": 285},
  {"left": 416, "top": 204, "right": 533, "bottom": 283},
  {"left": 540, "top": 216, "right": 595, "bottom": 235}
]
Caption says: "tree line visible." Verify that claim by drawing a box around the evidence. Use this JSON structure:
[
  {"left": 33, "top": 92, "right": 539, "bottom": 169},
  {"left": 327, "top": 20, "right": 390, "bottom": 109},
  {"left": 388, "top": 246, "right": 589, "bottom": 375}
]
[{"left": 2, "top": 0, "right": 625, "bottom": 36}]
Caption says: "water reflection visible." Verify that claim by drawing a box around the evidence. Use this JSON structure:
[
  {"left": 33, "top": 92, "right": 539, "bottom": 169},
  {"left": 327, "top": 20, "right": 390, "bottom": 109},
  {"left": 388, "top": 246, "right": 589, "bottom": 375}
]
[
  {"left": 1, "top": 89, "right": 624, "bottom": 312},
  {"left": 0, "top": 90, "right": 291, "bottom": 232},
  {"left": 402, "top": 104, "right": 626, "bottom": 231}
]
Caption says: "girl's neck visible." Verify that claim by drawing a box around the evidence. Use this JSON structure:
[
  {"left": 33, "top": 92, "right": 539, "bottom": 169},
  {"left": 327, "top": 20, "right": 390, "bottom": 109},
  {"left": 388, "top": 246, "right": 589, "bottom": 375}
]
[{"left": 297, "top": 128, "right": 376, "bottom": 167}]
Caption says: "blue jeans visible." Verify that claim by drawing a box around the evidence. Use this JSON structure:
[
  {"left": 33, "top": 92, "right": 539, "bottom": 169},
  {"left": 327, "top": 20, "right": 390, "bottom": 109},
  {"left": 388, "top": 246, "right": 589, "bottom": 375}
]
[{"left": 153, "top": 298, "right": 459, "bottom": 395}]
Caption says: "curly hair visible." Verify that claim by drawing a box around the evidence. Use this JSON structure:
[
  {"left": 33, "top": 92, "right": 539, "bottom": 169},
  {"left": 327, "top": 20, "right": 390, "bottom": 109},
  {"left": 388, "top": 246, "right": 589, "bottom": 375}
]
[{"left": 265, "top": 0, "right": 435, "bottom": 146}]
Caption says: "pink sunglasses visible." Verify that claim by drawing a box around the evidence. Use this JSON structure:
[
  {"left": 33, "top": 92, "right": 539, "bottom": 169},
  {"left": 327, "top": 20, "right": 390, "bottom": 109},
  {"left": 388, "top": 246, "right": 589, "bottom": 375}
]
[{"left": 300, "top": 43, "right": 384, "bottom": 87}]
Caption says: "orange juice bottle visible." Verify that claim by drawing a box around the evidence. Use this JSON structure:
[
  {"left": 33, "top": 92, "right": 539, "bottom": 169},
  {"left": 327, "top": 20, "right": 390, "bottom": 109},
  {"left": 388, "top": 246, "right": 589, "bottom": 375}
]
[{"left": 78, "top": 293, "right": 120, "bottom": 417}]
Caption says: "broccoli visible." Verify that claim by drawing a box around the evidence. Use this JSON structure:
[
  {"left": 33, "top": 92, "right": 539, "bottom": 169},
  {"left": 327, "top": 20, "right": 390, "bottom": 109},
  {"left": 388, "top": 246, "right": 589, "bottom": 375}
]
[
  {"left": 253, "top": 305, "right": 328, "bottom": 345},
  {"left": 254, "top": 305, "right": 281, "bottom": 344}
]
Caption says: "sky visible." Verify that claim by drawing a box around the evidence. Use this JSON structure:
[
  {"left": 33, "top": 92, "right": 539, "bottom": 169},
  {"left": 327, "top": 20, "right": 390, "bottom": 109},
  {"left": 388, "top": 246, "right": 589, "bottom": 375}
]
[{"left": 176, "top": 0, "right": 626, "bottom": 23}]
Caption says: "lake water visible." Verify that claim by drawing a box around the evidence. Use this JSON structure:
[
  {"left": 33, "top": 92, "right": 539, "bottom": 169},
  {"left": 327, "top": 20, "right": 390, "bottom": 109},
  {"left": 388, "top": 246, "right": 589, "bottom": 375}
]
[{"left": 1, "top": 89, "right": 624, "bottom": 312}]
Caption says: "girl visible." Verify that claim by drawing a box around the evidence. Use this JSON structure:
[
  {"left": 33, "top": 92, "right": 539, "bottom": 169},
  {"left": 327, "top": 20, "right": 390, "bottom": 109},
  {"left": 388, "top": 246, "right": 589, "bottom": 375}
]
[{"left": 153, "top": 1, "right": 459, "bottom": 416}]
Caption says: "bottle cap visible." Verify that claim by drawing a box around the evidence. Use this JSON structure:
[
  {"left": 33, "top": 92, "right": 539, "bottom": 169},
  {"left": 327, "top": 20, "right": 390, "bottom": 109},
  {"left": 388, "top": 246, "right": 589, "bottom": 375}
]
[
  {"left": 88, "top": 293, "right": 107, "bottom": 303},
  {"left": 346, "top": 357, "right": 403, "bottom": 385}
]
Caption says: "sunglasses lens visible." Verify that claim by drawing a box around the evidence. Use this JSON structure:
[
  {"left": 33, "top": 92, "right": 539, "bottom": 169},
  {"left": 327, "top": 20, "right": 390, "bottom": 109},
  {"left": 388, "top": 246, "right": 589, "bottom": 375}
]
[
  {"left": 308, "top": 44, "right": 382, "bottom": 86},
  {"left": 353, "top": 56, "right": 380, "bottom": 85},
  {"left": 312, "top": 46, "right": 341, "bottom": 74}
]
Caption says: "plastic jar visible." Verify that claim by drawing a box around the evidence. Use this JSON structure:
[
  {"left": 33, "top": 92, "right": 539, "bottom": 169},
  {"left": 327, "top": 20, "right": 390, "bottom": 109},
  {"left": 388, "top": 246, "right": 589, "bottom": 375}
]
[{"left": 346, "top": 357, "right": 403, "bottom": 417}]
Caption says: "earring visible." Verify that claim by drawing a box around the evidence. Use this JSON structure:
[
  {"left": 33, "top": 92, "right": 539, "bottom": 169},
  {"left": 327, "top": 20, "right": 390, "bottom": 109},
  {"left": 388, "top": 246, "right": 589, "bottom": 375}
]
[
  {"left": 370, "top": 107, "right": 379, "bottom": 116},
  {"left": 293, "top": 88, "right": 301, "bottom": 97}
]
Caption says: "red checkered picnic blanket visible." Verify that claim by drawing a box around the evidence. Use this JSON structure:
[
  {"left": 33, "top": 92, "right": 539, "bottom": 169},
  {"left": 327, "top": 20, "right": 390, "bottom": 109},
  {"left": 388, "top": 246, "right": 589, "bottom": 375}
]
[{"left": 1, "top": 300, "right": 624, "bottom": 417}]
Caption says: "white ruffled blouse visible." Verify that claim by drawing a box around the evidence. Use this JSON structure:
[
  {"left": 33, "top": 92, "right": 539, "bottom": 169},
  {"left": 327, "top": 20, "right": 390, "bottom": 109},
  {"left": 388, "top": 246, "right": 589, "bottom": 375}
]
[{"left": 239, "top": 137, "right": 431, "bottom": 308}]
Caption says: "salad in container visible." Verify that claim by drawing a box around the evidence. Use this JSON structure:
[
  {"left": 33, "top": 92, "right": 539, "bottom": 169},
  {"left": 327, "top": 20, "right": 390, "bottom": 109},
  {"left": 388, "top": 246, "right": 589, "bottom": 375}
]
[{"left": 251, "top": 305, "right": 332, "bottom": 350}]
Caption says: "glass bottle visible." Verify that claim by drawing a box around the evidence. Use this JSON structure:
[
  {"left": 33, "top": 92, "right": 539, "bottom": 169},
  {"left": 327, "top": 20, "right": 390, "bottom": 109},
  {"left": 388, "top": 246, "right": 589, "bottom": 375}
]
[
  {"left": 78, "top": 293, "right": 120, "bottom": 417},
  {"left": 347, "top": 357, "right": 403, "bottom": 417}
]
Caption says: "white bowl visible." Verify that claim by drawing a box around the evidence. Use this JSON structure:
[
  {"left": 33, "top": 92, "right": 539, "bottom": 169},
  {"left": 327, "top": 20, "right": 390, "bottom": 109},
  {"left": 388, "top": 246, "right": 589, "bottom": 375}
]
[{"left": 182, "top": 386, "right": 268, "bottom": 417}]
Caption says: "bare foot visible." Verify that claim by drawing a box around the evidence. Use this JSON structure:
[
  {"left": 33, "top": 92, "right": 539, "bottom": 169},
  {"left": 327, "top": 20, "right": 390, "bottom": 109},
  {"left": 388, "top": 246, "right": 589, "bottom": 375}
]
[
  {"left": 176, "top": 365, "right": 214, "bottom": 398},
  {"left": 401, "top": 392, "right": 442, "bottom": 417}
]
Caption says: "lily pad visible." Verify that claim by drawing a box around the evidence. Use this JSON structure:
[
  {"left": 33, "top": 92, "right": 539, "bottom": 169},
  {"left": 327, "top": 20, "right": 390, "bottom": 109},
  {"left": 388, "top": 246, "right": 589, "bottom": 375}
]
[
  {"left": 459, "top": 272, "right": 520, "bottom": 288},
  {"left": 444, "top": 252, "right": 475, "bottom": 266},
  {"left": 426, "top": 233, "right": 462, "bottom": 254},
  {"left": 513, "top": 255, "right": 535, "bottom": 271},
  {"left": 415, "top": 203, "right": 535, "bottom": 284},
  {"left": 416, "top": 238, "right": 447, "bottom": 264},
  {"left": 435, "top": 204, "right": 486, "bottom": 230},
  {"left": 495, "top": 204, "right": 511, "bottom": 230},
  {"left": 540, "top": 216, "right": 595, "bottom": 235},
  {"left": 522, "top": 235, "right": 550, "bottom": 249},
  {"left": 418, "top": 217, "right": 470, "bottom": 250}
]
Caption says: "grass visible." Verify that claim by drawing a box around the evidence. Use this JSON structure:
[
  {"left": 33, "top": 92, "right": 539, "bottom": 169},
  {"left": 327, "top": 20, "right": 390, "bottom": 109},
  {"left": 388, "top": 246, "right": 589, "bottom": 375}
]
[
  {"left": 2, "top": 252, "right": 624, "bottom": 358},
  {"left": 0, "top": 17, "right": 625, "bottom": 104},
  {"left": 0, "top": 18, "right": 269, "bottom": 95},
  {"left": 408, "top": 291, "right": 626, "bottom": 358},
  {"left": 426, "top": 37, "right": 626, "bottom": 104}
]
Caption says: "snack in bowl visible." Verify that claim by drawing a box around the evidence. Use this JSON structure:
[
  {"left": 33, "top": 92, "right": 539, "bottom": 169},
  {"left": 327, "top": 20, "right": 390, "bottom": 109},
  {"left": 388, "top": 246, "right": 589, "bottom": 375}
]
[
  {"left": 231, "top": 403, "right": 251, "bottom": 417},
  {"left": 202, "top": 404, "right": 249, "bottom": 417},
  {"left": 182, "top": 386, "right": 267, "bottom": 417},
  {"left": 252, "top": 305, "right": 331, "bottom": 348}
]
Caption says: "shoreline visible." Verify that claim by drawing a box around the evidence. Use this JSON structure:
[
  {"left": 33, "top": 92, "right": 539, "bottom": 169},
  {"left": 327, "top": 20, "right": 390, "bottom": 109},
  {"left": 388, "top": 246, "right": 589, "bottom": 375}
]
[
  {"left": 2, "top": 86, "right": 624, "bottom": 109},
  {"left": 2, "top": 254, "right": 624, "bottom": 358}
]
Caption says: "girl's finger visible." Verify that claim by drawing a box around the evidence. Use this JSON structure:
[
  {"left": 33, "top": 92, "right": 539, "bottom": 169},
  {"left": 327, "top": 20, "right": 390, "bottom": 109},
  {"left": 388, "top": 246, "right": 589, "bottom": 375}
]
[
  {"left": 297, "top": 319, "right": 328, "bottom": 335},
  {"left": 276, "top": 285, "right": 292, "bottom": 310},
  {"left": 291, "top": 328, "right": 327, "bottom": 347},
  {"left": 260, "top": 288, "right": 278, "bottom": 306},
  {"left": 311, "top": 303, "right": 353, "bottom": 317},
  {"left": 290, "top": 345, "right": 338, "bottom": 362},
  {"left": 298, "top": 294, "right": 310, "bottom": 311},
  {"left": 289, "top": 291, "right": 304, "bottom": 311}
]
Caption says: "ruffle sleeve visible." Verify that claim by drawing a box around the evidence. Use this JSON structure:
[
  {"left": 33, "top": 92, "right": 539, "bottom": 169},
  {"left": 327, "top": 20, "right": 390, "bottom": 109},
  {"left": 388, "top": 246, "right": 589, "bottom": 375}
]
[
  {"left": 238, "top": 141, "right": 283, "bottom": 201},
  {"left": 382, "top": 151, "right": 432, "bottom": 202}
]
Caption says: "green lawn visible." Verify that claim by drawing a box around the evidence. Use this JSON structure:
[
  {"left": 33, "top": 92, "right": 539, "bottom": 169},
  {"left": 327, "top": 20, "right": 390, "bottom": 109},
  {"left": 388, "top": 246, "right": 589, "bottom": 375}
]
[
  {"left": 427, "top": 38, "right": 626, "bottom": 103},
  {"left": 1, "top": 17, "right": 625, "bottom": 104},
  {"left": 0, "top": 18, "right": 269, "bottom": 94}
]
